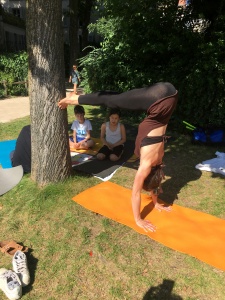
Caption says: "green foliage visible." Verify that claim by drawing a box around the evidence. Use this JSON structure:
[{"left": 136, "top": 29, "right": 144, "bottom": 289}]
[
  {"left": 79, "top": 0, "right": 225, "bottom": 128},
  {"left": 175, "top": 32, "right": 225, "bottom": 127},
  {"left": 0, "top": 72, "right": 14, "bottom": 97},
  {"left": 0, "top": 51, "right": 28, "bottom": 80},
  {"left": 0, "top": 51, "right": 28, "bottom": 97}
]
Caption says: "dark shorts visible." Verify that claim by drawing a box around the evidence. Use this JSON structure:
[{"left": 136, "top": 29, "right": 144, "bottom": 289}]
[
  {"left": 72, "top": 78, "right": 78, "bottom": 84},
  {"left": 98, "top": 145, "right": 124, "bottom": 158},
  {"left": 141, "top": 135, "right": 168, "bottom": 147}
]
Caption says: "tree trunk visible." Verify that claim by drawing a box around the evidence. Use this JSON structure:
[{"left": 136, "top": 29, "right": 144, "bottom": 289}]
[
  {"left": 26, "top": 0, "right": 72, "bottom": 186},
  {"left": 69, "top": 0, "right": 79, "bottom": 67}
]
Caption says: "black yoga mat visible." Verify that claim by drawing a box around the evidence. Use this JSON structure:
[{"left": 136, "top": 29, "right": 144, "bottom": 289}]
[{"left": 73, "top": 140, "right": 135, "bottom": 180}]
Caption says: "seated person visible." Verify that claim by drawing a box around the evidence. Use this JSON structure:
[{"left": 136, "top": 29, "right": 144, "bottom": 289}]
[
  {"left": 10, "top": 125, "right": 31, "bottom": 173},
  {"left": 97, "top": 108, "right": 126, "bottom": 161},
  {"left": 69, "top": 105, "right": 95, "bottom": 150}
]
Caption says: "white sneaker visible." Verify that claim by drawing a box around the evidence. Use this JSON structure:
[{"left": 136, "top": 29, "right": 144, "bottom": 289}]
[
  {"left": 12, "top": 251, "right": 30, "bottom": 287},
  {"left": 0, "top": 268, "right": 22, "bottom": 300}
]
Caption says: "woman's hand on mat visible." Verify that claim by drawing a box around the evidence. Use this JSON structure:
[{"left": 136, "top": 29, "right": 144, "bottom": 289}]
[
  {"left": 154, "top": 202, "right": 172, "bottom": 212},
  {"left": 136, "top": 219, "right": 156, "bottom": 232}
]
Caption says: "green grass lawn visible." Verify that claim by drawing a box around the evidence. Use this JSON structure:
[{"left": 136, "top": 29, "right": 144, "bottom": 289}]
[{"left": 0, "top": 106, "right": 225, "bottom": 300}]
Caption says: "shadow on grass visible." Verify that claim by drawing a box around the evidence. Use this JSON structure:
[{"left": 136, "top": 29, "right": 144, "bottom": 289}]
[
  {"left": 143, "top": 279, "right": 182, "bottom": 300},
  {"left": 22, "top": 250, "right": 38, "bottom": 295},
  {"left": 160, "top": 138, "right": 225, "bottom": 204},
  {"left": 124, "top": 135, "right": 207, "bottom": 205}
]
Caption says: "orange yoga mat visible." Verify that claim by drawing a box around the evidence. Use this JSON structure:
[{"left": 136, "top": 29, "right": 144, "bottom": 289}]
[{"left": 72, "top": 181, "right": 225, "bottom": 271}]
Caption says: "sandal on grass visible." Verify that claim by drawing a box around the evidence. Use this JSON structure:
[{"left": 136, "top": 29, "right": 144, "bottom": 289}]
[{"left": 0, "top": 240, "right": 28, "bottom": 256}]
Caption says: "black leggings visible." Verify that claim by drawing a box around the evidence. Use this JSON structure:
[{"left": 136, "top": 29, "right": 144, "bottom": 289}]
[
  {"left": 98, "top": 145, "right": 124, "bottom": 158},
  {"left": 79, "top": 82, "right": 176, "bottom": 111}
]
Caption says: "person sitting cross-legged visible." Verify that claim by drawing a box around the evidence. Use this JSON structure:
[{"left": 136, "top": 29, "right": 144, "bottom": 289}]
[
  {"left": 69, "top": 105, "right": 95, "bottom": 150},
  {"left": 97, "top": 108, "right": 126, "bottom": 162}
]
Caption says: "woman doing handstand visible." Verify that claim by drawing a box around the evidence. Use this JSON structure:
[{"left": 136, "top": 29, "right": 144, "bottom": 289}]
[{"left": 58, "top": 82, "right": 178, "bottom": 232}]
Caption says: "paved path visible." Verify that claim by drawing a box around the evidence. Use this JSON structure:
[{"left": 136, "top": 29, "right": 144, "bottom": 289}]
[
  {"left": 0, "top": 88, "right": 80, "bottom": 123},
  {"left": 0, "top": 96, "right": 30, "bottom": 123}
]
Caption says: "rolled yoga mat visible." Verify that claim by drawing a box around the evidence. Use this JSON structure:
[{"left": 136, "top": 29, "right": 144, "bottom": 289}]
[
  {"left": 0, "top": 140, "right": 16, "bottom": 168},
  {"left": 72, "top": 181, "right": 225, "bottom": 271},
  {"left": 0, "top": 165, "right": 23, "bottom": 196}
]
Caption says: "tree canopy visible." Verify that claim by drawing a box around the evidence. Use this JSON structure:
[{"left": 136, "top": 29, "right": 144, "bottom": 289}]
[{"left": 79, "top": 0, "right": 225, "bottom": 127}]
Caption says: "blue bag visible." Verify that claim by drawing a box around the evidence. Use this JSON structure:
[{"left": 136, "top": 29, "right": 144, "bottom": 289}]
[{"left": 193, "top": 128, "right": 225, "bottom": 144}]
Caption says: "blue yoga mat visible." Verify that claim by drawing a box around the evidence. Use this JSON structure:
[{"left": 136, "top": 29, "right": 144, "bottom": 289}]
[{"left": 0, "top": 140, "right": 16, "bottom": 168}]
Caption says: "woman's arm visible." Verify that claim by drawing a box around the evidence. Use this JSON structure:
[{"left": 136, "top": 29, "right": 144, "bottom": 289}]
[
  {"left": 58, "top": 84, "right": 177, "bottom": 111},
  {"left": 131, "top": 142, "right": 164, "bottom": 232},
  {"left": 132, "top": 164, "right": 156, "bottom": 232}
]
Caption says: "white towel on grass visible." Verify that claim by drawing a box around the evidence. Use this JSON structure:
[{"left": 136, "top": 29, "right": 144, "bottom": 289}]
[{"left": 195, "top": 151, "right": 225, "bottom": 176}]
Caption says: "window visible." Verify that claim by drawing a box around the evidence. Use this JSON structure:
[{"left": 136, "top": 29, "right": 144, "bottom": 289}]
[{"left": 12, "top": 8, "right": 20, "bottom": 18}]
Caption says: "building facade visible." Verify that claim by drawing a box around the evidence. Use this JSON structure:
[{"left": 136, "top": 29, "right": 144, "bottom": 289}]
[
  {"left": 0, "top": 0, "right": 26, "bottom": 51},
  {"left": 0, "top": 0, "right": 100, "bottom": 53}
]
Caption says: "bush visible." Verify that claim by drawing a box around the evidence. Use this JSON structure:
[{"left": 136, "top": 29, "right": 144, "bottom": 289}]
[
  {"left": 79, "top": 1, "right": 225, "bottom": 129},
  {"left": 0, "top": 51, "right": 28, "bottom": 97}
]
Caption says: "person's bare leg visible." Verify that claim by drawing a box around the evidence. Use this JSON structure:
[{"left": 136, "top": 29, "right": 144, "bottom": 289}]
[
  {"left": 73, "top": 83, "right": 77, "bottom": 94},
  {"left": 78, "top": 139, "right": 95, "bottom": 150},
  {"left": 97, "top": 153, "right": 106, "bottom": 160},
  {"left": 87, "top": 140, "right": 95, "bottom": 148},
  {"left": 77, "top": 141, "right": 88, "bottom": 150},
  {"left": 109, "top": 154, "right": 120, "bottom": 161}
]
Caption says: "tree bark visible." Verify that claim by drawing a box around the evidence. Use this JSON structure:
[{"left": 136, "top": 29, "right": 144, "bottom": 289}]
[{"left": 26, "top": 0, "right": 72, "bottom": 186}]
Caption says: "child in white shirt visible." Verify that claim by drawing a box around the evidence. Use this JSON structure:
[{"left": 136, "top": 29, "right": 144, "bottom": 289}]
[{"left": 69, "top": 105, "right": 95, "bottom": 150}]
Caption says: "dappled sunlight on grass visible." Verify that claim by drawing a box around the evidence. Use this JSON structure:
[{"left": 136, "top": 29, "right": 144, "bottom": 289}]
[{"left": 1, "top": 113, "right": 225, "bottom": 299}]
